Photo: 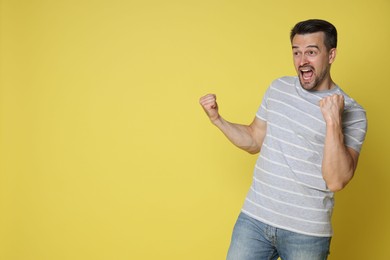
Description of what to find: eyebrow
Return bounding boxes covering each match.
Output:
[292,45,320,50]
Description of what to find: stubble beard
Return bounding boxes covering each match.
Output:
[299,67,330,92]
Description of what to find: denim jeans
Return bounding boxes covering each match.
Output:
[226,212,331,260]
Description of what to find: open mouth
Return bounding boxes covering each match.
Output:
[300,67,314,81]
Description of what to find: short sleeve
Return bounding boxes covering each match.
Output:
[256,86,272,121]
[342,105,368,153]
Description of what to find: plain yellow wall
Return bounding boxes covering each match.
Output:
[1,0,389,259]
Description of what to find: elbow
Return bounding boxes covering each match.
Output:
[327,182,346,192]
[246,140,262,154]
[246,146,261,155]
[326,176,353,192]
[323,165,356,192]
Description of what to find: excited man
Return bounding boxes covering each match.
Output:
[199,19,367,260]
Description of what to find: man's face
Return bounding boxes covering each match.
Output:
[292,32,336,91]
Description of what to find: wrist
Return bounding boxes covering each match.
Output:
[210,114,222,125]
[325,118,342,128]
[324,114,342,127]
[210,115,221,125]
[325,121,344,142]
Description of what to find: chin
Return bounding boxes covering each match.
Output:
[299,78,316,91]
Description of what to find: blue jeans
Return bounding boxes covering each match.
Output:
[227,212,331,260]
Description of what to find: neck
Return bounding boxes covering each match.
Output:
[316,70,335,91]
[323,76,336,91]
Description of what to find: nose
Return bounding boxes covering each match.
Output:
[299,54,309,66]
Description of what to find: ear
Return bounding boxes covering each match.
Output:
[329,48,337,64]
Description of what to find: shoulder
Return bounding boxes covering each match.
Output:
[270,76,297,87]
[337,88,366,113]
[266,76,298,96]
[267,76,298,94]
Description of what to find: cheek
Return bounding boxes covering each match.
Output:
[292,59,300,69]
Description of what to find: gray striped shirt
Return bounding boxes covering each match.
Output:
[241,76,367,237]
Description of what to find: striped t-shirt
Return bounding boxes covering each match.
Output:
[241,76,367,237]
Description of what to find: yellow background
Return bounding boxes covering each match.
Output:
[1,0,389,259]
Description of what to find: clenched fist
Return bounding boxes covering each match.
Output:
[199,94,220,122]
[319,94,344,125]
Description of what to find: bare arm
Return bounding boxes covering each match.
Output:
[320,94,359,192]
[199,94,266,154]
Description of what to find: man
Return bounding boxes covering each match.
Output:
[199,19,367,260]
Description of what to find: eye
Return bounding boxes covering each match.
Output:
[307,50,317,56]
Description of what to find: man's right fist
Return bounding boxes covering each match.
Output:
[199,94,220,122]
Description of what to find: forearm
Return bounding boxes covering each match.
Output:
[212,116,261,154]
[322,123,356,192]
